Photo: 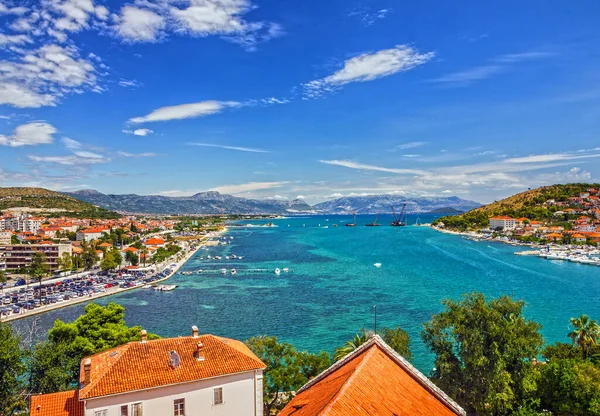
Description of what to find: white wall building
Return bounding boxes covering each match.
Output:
[489,216,517,230]
[30,327,265,416]
[1,214,42,233]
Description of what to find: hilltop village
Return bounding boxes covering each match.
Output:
[435,186,600,246]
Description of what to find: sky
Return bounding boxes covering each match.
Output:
[0,0,600,204]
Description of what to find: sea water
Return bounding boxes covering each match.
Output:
[13,215,600,372]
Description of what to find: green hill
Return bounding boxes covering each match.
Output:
[432,183,600,231]
[0,187,120,219]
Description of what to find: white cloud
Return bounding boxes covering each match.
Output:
[116,151,157,157]
[503,153,600,164]
[112,0,282,49]
[431,50,554,85]
[395,141,427,150]
[0,44,97,108]
[123,128,154,136]
[116,6,166,42]
[0,2,28,15]
[304,45,434,98]
[118,78,141,88]
[295,195,306,199]
[320,160,427,175]
[210,181,289,194]
[28,154,109,165]
[129,100,240,123]
[0,122,56,147]
[348,7,391,26]
[188,142,271,153]
[0,33,32,46]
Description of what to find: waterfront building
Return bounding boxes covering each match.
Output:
[30,327,265,416]
[279,335,466,416]
[0,244,72,271]
[489,216,517,230]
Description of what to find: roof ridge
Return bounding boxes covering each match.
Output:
[80,343,133,398]
[210,335,265,367]
[318,346,377,415]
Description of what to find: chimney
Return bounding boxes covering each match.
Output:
[83,358,91,385]
[141,329,147,343]
[191,325,199,338]
[194,342,205,361]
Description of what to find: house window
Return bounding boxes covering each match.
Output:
[131,403,143,416]
[94,411,107,416]
[214,387,223,405]
[121,405,128,416]
[174,398,185,416]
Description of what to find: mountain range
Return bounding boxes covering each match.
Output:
[66,190,481,215]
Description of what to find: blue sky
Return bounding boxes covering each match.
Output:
[1,0,599,203]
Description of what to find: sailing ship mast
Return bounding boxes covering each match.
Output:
[391,204,407,226]
[345,212,357,227]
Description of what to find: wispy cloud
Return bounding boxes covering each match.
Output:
[210,181,289,194]
[116,151,157,157]
[304,45,434,99]
[320,160,427,175]
[123,128,154,136]
[0,122,56,147]
[129,100,240,123]
[394,141,427,150]
[431,50,555,85]
[348,7,391,26]
[188,142,272,153]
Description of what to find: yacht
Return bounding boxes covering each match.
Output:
[274,268,281,275]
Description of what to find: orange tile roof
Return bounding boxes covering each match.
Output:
[30,390,83,416]
[79,334,265,399]
[97,242,112,247]
[490,216,514,220]
[145,237,165,245]
[280,336,465,416]
[122,247,139,253]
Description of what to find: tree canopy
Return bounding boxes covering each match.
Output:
[422,293,544,415]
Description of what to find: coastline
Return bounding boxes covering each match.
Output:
[428,224,544,248]
[2,228,227,323]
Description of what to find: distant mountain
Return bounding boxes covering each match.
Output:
[0,187,120,218]
[313,195,481,214]
[67,190,317,215]
[427,207,463,215]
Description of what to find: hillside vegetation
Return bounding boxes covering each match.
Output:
[433,183,600,231]
[0,187,120,219]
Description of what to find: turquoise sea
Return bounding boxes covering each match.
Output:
[14,215,600,372]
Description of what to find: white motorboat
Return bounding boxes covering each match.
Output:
[221,268,227,275]
[274,268,281,275]
[231,269,237,275]
[374,263,382,268]
[282,268,289,273]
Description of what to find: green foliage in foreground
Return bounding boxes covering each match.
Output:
[245,336,331,415]
[422,293,544,416]
[0,324,26,416]
[29,303,160,393]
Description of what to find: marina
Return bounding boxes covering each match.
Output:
[515,246,600,266]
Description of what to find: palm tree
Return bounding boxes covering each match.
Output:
[569,314,600,359]
[334,329,373,361]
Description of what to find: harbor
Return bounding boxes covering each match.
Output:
[515,246,600,266]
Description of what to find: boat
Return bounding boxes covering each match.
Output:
[365,214,382,227]
[374,263,382,267]
[154,285,177,291]
[274,268,281,275]
[231,269,237,275]
[282,268,289,273]
[221,268,227,275]
[345,212,357,227]
[391,204,407,227]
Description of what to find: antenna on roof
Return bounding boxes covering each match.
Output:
[373,305,377,335]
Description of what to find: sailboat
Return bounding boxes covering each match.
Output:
[345,212,357,227]
[391,204,407,227]
[365,213,382,227]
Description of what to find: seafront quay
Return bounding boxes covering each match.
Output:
[515,246,600,267]
[0,229,227,322]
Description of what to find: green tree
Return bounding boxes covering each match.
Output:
[0,270,7,295]
[421,293,544,416]
[81,244,99,269]
[56,252,72,272]
[125,251,139,266]
[569,314,600,360]
[543,342,582,360]
[539,359,600,415]
[0,323,27,416]
[245,336,331,415]
[334,327,412,361]
[29,303,160,393]
[100,253,118,272]
[29,252,49,298]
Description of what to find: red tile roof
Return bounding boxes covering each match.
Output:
[79,334,265,399]
[280,336,465,416]
[30,390,83,416]
[145,237,165,245]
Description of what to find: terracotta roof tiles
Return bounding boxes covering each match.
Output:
[79,334,265,399]
[30,390,83,416]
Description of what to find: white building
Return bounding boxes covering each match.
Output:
[0,231,11,245]
[76,228,107,242]
[489,216,517,230]
[30,327,265,416]
[1,214,42,233]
